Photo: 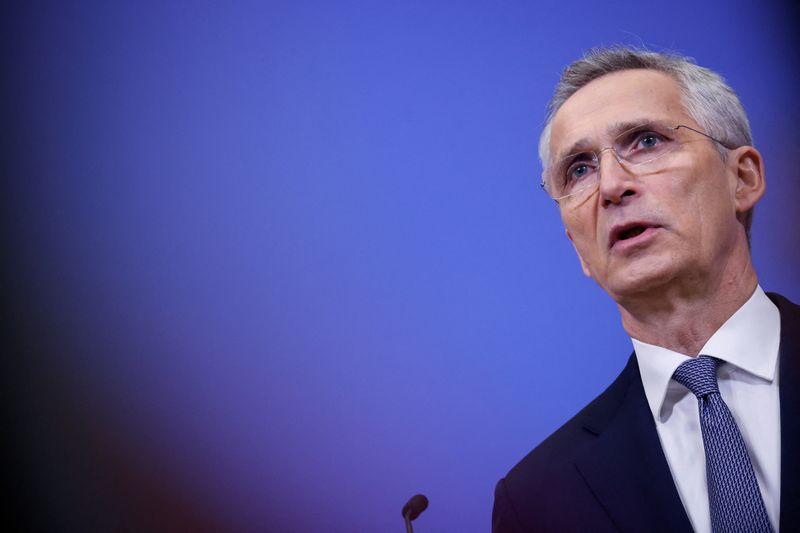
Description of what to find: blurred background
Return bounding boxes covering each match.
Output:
[3,1,799,531]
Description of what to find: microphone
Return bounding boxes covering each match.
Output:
[401,494,428,533]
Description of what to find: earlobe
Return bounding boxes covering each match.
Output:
[566,228,593,278]
[731,146,766,213]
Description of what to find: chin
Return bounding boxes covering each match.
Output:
[601,261,679,301]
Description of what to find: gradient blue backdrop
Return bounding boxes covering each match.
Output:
[5,1,799,531]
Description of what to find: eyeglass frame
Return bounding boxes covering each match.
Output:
[540,123,733,205]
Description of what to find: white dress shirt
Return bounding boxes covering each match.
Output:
[633,285,781,532]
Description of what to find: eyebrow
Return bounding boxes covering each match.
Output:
[553,118,670,163]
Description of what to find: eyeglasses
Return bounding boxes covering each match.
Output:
[541,122,731,205]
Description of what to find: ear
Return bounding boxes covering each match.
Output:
[566,228,593,278]
[728,146,766,214]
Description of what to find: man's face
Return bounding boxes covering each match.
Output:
[548,69,747,302]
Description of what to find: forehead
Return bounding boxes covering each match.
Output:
[549,69,693,158]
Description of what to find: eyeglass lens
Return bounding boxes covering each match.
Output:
[547,121,689,202]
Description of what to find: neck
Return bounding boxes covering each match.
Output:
[616,254,758,356]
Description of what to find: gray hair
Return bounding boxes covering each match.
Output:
[539,46,755,237]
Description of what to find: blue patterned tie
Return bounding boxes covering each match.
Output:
[672,356,772,533]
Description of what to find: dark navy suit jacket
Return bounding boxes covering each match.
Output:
[492,293,800,532]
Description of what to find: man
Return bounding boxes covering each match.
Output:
[492,47,799,532]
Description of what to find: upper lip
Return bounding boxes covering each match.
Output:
[608,221,661,248]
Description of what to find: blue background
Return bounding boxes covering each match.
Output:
[5,1,799,531]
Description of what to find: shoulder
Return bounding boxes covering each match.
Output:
[767,291,800,319]
[493,355,639,531]
[503,354,638,486]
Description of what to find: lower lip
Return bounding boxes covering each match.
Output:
[611,226,662,252]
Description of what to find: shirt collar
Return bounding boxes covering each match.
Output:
[633,285,781,422]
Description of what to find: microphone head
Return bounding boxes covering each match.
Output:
[402,494,429,521]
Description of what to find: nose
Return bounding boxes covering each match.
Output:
[597,147,637,206]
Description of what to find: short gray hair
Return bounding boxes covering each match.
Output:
[539,46,755,237]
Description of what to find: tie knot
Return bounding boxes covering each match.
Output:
[672,355,720,397]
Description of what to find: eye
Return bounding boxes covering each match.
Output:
[572,163,590,179]
[636,132,662,150]
[565,158,596,185]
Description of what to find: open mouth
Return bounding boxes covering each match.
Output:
[610,223,659,248]
[618,226,647,241]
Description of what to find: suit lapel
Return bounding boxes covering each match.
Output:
[573,355,693,533]
[567,293,797,532]
[771,293,800,531]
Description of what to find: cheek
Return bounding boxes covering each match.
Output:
[563,213,600,257]
[560,191,598,225]
[665,161,734,247]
